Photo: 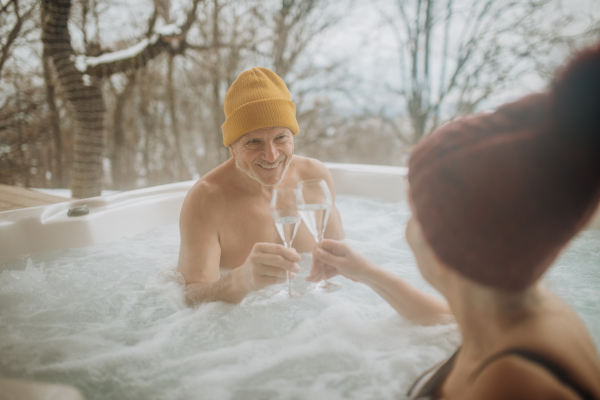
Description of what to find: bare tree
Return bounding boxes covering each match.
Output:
[41,46,65,187]
[0,0,37,79]
[41,0,202,197]
[515,1,600,81]
[187,0,261,171]
[0,69,50,188]
[250,0,355,155]
[381,0,556,144]
[268,0,345,80]
[108,72,137,189]
[4,0,593,192]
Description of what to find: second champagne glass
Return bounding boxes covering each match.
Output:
[270,188,302,298]
[296,179,340,292]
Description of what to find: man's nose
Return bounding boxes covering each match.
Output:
[263,142,279,162]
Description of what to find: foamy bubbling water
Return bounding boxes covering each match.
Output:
[0,196,598,400]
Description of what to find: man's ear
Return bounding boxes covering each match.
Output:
[229,146,234,158]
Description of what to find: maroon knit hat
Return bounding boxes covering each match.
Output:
[408,43,600,291]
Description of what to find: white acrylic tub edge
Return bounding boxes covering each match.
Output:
[0,163,407,265]
[0,162,598,266]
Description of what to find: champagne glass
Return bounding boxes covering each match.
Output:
[270,188,302,298]
[296,179,340,292]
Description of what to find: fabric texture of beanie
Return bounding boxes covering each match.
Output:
[222,67,299,147]
[408,43,600,291]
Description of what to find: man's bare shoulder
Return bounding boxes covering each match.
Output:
[292,155,331,180]
[181,162,234,221]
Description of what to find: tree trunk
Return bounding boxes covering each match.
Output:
[137,77,154,186]
[412,112,428,144]
[167,53,189,180]
[209,0,228,167]
[111,74,137,190]
[42,0,105,198]
[42,47,64,188]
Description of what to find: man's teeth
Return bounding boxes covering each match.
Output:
[259,161,281,169]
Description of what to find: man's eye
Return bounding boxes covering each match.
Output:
[276,135,286,140]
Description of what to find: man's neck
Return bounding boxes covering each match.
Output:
[228,158,279,198]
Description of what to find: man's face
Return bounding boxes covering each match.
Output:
[229,126,295,187]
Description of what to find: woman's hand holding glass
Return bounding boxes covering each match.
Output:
[297,178,342,291]
[307,239,377,284]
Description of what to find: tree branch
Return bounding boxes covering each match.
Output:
[81,0,204,78]
[0,0,36,77]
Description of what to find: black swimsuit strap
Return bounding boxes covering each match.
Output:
[471,348,595,400]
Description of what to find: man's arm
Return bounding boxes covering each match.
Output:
[177,183,301,305]
[177,183,245,304]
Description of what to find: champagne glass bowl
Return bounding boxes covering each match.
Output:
[296,179,340,292]
[270,188,302,297]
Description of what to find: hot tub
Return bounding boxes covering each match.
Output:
[1,163,599,400]
[0,164,408,265]
[1,163,598,263]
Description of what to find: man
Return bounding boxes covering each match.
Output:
[177,67,345,305]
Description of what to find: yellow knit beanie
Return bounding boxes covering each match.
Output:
[222,67,299,147]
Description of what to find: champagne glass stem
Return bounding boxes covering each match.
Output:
[285,242,292,296]
[316,236,327,284]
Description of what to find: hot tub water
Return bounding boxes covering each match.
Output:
[0,196,598,400]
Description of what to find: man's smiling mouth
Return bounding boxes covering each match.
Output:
[257,158,284,169]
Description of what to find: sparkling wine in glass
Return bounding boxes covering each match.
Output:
[270,188,302,297]
[296,179,340,292]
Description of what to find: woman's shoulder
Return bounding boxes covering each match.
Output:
[469,352,592,400]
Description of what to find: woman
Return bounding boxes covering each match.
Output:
[310,44,600,399]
